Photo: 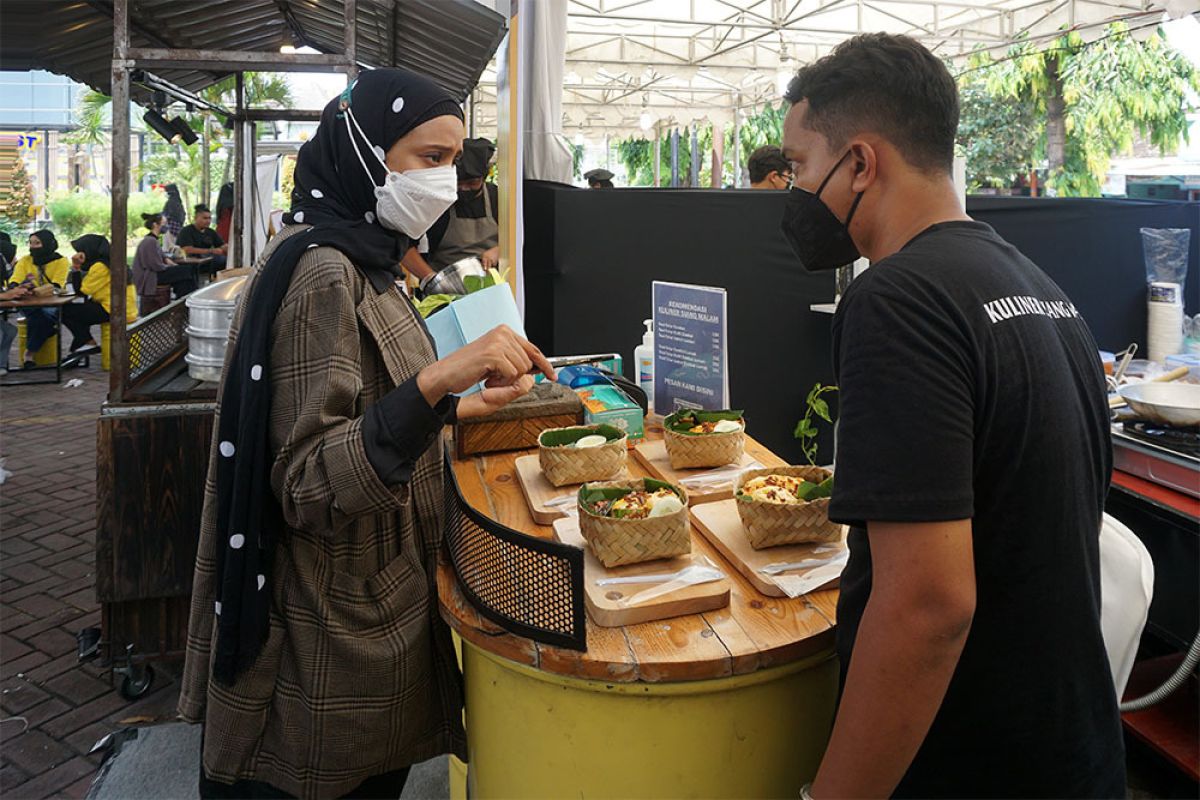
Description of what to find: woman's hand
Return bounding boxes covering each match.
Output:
[417,325,554,408]
[70,252,85,271]
[457,374,537,419]
[480,247,500,270]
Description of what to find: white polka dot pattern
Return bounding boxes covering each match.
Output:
[219,441,235,457]
[250,364,263,381]
[229,533,245,549]
[392,96,405,113]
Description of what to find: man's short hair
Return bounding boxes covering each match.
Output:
[747,146,790,184]
[194,204,211,214]
[783,33,958,173]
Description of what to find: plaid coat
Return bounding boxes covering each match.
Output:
[178,226,466,799]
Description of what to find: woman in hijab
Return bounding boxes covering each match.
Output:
[161,183,186,246]
[132,212,195,314]
[61,234,137,354]
[178,68,553,800]
[8,229,70,368]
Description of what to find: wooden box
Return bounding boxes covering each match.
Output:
[455,381,583,458]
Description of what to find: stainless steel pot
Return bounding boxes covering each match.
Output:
[1117,381,1200,427]
[184,275,248,382]
[421,256,486,296]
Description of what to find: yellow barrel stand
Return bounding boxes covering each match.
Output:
[455,641,837,799]
[16,319,58,366]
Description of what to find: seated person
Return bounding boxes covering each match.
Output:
[584,168,614,189]
[402,137,500,288]
[8,229,70,369]
[133,213,196,315]
[177,204,227,273]
[0,284,32,374]
[747,145,792,189]
[62,234,138,355]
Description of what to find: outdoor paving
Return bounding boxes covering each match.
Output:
[1,337,182,800]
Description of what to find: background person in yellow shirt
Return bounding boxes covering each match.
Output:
[62,234,136,355]
[7,229,70,369]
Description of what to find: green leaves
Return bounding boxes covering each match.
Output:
[578,477,683,516]
[664,409,745,434]
[794,383,838,466]
[960,24,1200,196]
[539,424,625,447]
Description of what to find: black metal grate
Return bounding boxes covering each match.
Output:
[443,458,587,651]
[127,300,189,381]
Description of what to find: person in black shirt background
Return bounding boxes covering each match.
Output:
[779,34,1123,798]
[178,204,227,273]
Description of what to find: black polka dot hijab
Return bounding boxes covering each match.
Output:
[210,68,463,686]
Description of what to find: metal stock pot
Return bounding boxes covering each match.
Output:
[184,275,248,382]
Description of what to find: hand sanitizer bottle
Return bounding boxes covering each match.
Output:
[634,319,654,411]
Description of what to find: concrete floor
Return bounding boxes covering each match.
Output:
[88,722,450,800]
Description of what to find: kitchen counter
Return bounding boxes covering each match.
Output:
[437,424,840,798]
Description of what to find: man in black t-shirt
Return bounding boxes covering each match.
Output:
[177,204,227,273]
[779,35,1124,798]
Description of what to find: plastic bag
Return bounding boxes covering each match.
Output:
[1141,228,1191,285]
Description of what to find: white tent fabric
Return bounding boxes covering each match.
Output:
[472,0,1188,140]
[521,0,574,183]
[253,155,280,264]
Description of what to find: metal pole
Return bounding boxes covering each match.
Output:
[201,115,210,209]
[344,0,359,82]
[653,124,661,187]
[670,129,679,188]
[468,89,476,139]
[732,93,742,188]
[231,73,244,268]
[110,0,130,401]
[689,126,699,188]
[248,121,258,262]
[711,121,723,188]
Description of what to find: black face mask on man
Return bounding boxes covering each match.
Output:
[780,150,864,272]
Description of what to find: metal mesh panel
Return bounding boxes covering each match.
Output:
[443,458,586,651]
[127,301,189,382]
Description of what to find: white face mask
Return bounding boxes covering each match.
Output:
[344,108,458,238]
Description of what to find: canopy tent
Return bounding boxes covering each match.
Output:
[471,0,1195,140]
[0,0,505,104]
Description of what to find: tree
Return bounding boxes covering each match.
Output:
[973,24,1200,195]
[64,90,112,189]
[956,75,1041,190]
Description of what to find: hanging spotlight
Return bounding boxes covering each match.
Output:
[170,116,199,145]
[144,108,182,143]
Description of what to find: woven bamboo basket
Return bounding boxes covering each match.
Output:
[578,479,691,567]
[734,465,842,549]
[663,425,745,469]
[538,426,628,487]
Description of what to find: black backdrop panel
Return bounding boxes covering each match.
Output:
[967,196,1200,352]
[524,187,1200,464]
[524,182,837,465]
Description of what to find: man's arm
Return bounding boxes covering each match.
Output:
[401,248,436,281]
[811,519,975,799]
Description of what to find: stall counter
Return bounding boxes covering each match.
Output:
[437,425,841,799]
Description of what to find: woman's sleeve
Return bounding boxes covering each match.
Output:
[80,264,107,300]
[267,276,450,535]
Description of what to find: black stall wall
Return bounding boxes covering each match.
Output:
[523,182,837,465]
[967,197,1200,351]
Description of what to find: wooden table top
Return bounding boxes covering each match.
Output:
[437,424,839,683]
[0,294,76,309]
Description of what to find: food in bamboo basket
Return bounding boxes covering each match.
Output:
[734,465,841,549]
[537,424,628,487]
[662,409,746,469]
[577,478,691,567]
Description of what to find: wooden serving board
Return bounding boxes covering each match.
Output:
[552,516,731,627]
[632,439,761,505]
[691,500,847,598]
[514,454,629,525]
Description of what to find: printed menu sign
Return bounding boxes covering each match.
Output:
[652,281,729,416]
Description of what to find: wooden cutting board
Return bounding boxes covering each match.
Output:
[690,500,847,598]
[514,453,630,525]
[552,516,731,627]
[632,439,762,505]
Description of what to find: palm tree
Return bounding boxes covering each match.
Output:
[64,90,112,191]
